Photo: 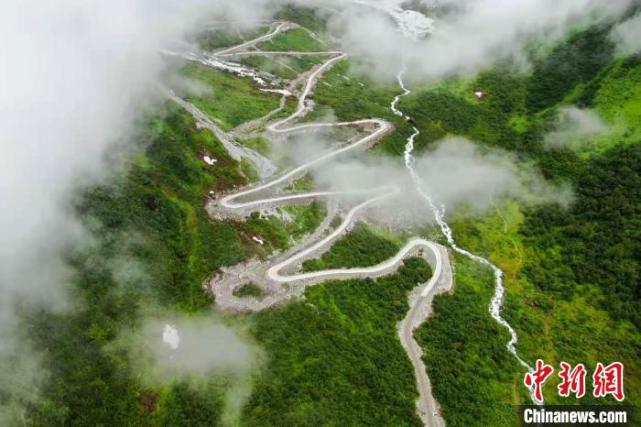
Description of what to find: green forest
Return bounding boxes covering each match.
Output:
[19,106,251,424]
[302,223,401,271]
[6,5,640,427]
[244,259,431,426]
[406,22,641,425]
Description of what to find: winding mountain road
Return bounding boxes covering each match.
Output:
[214,21,296,56]
[175,23,453,425]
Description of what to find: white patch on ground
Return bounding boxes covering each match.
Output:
[252,236,265,245]
[203,155,217,165]
[162,324,180,350]
[474,90,484,99]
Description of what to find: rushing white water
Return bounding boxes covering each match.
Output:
[352,0,435,40]
[393,67,536,392]
[162,49,270,86]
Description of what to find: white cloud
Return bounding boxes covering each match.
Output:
[610,12,641,55]
[544,107,609,150]
[329,0,631,80]
[0,0,273,418]
[308,137,569,228]
[0,0,618,418]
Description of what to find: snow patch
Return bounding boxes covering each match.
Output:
[203,155,217,165]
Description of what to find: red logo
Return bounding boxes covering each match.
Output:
[558,362,587,399]
[524,359,554,403]
[524,360,624,402]
[593,362,625,401]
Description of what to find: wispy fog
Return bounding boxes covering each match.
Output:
[126,314,256,382]
[610,12,641,55]
[116,312,258,423]
[329,0,631,80]
[544,107,609,150]
[0,0,272,419]
[308,137,570,228]
[0,0,631,420]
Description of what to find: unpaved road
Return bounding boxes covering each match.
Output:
[218,50,344,58]
[174,23,451,426]
[399,242,452,427]
[214,21,297,56]
[169,92,277,179]
[394,66,536,403]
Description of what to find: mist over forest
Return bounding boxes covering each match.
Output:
[1,0,640,425]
